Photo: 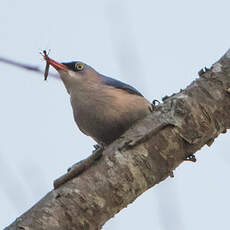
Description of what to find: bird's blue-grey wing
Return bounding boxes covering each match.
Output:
[101,75,143,97]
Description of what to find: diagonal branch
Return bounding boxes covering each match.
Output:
[4,49,230,230]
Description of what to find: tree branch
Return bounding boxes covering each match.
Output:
[4,49,230,230]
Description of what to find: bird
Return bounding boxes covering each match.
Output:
[42,54,155,188]
[44,56,153,146]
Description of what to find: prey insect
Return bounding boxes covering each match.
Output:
[41,50,50,80]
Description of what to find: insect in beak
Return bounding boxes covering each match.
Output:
[41,50,68,80]
[41,50,50,81]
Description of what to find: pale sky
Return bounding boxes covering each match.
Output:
[1,0,230,229]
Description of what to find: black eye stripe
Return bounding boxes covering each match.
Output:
[61,62,85,72]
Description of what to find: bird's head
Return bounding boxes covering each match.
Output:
[46,57,101,94]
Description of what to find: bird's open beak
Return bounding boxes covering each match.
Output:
[46,58,68,71]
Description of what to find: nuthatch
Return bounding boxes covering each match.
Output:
[43,55,154,188]
[45,57,153,146]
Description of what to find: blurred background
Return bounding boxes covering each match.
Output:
[0,0,230,229]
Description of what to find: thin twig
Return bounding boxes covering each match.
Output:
[0,56,59,79]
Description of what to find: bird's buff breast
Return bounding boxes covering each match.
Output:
[70,90,151,145]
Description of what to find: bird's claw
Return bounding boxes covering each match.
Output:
[152,99,160,106]
[93,143,104,153]
[150,99,160,112]
[184,154,196,162]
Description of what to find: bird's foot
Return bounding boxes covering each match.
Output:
[53,145,104,189]
[184,154,197,162]
[93,144,103,152]
[150,99,160,112]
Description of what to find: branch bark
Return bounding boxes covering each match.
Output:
[4,50,230,230]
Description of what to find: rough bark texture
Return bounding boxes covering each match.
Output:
[5,50,230,230]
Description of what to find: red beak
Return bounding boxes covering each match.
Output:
[45,57,68,71]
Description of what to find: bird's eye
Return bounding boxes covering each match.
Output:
[75,63,85,71]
